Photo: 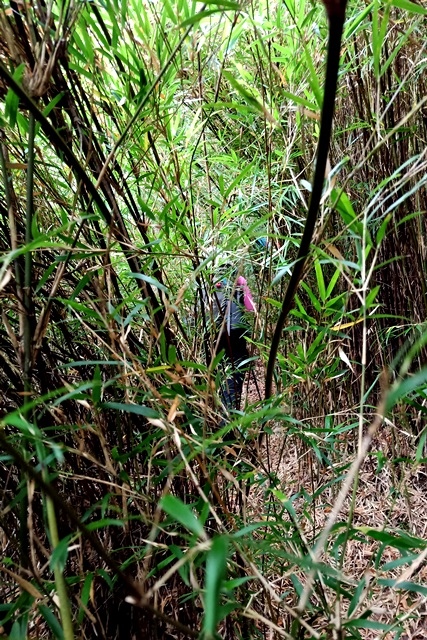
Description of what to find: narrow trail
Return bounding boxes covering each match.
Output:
[242,357,266,406]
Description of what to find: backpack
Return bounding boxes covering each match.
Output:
[212,279,246,335]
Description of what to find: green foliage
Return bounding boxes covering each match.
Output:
[202,535,229,639]
[160,495,207,539]
[1,0,427,638]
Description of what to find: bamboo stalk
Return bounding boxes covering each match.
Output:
[264,0,348,402]
[45,493,75,640]
[24,112,35,393]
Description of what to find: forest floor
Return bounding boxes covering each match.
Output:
[242,358,427,639]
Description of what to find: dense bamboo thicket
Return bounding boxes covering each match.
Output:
[1,0,427,638]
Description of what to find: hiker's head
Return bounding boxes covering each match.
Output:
[213,258,238,284]
[216,277,233,289]
[220,263,237,278]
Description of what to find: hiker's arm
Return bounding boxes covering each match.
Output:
[236,276,255,312]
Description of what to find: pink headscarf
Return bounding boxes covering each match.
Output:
[236,276,255,312]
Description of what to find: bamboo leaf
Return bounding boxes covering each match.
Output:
[129,272,169,293]
[381,580,427,596]
[38,606,65,640]
[50,536,71,573]
[85,519,125,530]
[5,63,25,129]
[101,402,159,418]
[160,495,206,539]
[222,71,264,114]
[314,260,326,302]
[202,535,228,639]
[325,267,341,298]
[386,366,427,412]
[344,619,392,631]
[391,0,427,14]
[179,9,220,27]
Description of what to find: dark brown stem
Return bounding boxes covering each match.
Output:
[264,0,348,404]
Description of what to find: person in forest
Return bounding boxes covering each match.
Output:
[208,270,255,411]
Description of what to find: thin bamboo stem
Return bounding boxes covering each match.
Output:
[24,112,35,393]
[264,0,348,401]
[45,493,75,640]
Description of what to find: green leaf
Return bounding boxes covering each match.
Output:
[9,619,29,640]
[129,272,169,293]
[50,536,71,573]
[304,45,322,108]
[56,298,101,319]
[347,575,369,617]
[265,297,283,308]
[386,366,427,412]
[325,266,341,298]
[85,518,125,531]
[344,619,392,631]
[344,3,374,39]
[179,9,221,27]
[391,0,427,13]
[42,92,65,118]
[101,402,159,418]
[232,522,270,538]
[359,527,426,550]
[290,573,305,599]
[1,410,30,431]
[222,576,253,590]
[416,428,427,462]
[70,273,93,300]
[222,71,264,114]
[34,262,57,294]
[78,573,95,624]
[5,63,25,129]
[52,382,97,405]
[92,365,102,405]
[382,554,418,572]
[379,579,427,596]
[160,494,205,538]
[224,161,256,198]
[202,0,240,6]
[335,191,364,238]
[314,260,326,302]
[61,360,119,367]
[179,1,239,26]
[364,285,380,310]
[300,281,321,313]
[281,89,317,110]
[375,214,391,245]
[202,535,228,638]
[38,606,65,640]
